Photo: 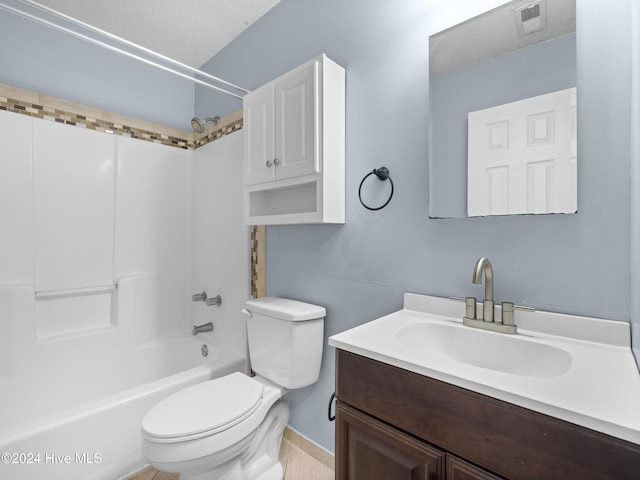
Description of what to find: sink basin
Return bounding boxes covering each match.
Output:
[395,322,572,377]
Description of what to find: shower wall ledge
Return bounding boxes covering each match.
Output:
[0,82,242,150]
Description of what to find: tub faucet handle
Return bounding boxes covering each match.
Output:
[206,295,221,307]
[192,291,207,302]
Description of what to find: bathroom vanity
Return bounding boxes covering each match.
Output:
[330,294,640,480]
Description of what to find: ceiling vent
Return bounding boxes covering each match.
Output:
[515,0,547,37]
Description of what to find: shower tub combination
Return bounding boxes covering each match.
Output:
[0,329,244,480]
[0,282,246,480]
[0,110,250,479]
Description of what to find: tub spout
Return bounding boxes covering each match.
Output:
[192,322,213,335]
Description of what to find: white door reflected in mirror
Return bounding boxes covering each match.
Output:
[428,0,577,218]
[467,87,577,217]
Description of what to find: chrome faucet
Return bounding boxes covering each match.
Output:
[472,257,494,322]
[192,322,214,335]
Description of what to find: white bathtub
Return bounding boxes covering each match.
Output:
[0,335,246,480]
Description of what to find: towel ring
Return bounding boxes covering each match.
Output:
[358,167,394,211]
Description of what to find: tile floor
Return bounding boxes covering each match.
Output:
[127,431,334,480]
[126,467,177,480]
[279,435,335,480]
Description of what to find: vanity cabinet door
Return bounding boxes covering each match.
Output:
[446,455,503,480]
[336,401,445,480]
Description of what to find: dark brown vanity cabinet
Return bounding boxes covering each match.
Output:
[337,401,445,479]
[337,401,498,480]
[335,350,640,480]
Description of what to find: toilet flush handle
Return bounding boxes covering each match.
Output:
[241,309,252,318]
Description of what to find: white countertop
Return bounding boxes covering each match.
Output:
[329,293,640,445]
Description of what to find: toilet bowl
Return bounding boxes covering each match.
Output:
[142,373,288,480]
[141,297,326,480]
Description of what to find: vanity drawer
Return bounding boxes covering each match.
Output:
[336,349,640,480]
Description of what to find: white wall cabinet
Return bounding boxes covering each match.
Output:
[243,54,345,225]
[244,60,316,185]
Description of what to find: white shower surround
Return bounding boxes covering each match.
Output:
[0,110,249,478]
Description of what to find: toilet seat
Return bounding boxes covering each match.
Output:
[142,372,264,442]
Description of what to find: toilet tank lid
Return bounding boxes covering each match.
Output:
[245,297,326,321]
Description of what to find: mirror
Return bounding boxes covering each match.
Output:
[428,0,577,218]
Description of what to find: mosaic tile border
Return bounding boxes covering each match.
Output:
[251,225,266,299]
[194,118,244,148]
[0,83,242,150]
[0,95,194,149]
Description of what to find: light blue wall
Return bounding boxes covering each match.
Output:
[199,0,635,452]
[430,33,577,218]
[0,3,194,130]
[0,0,636,454]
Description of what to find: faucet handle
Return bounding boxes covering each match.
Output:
[464,297,477,320]
[192,291,207,302]
[501,302,535,326]
[206,294,221,307]
[501,302,515,326]
[514,304,535,312]
[450,296,478,320]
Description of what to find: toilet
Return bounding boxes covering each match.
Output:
[141,297,326,480]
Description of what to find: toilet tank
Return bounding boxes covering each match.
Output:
[244,297,325,389]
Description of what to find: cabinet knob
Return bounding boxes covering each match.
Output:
[273,158,280,166]
[265,160,273,167]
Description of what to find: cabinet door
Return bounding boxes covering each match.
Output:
[336,402,445,480]
[274,59,318,180]
[243,82,275,185]
[446,455,503,480]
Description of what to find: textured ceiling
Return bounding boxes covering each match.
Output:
[430,0,576,76]
[35,0,280,68]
